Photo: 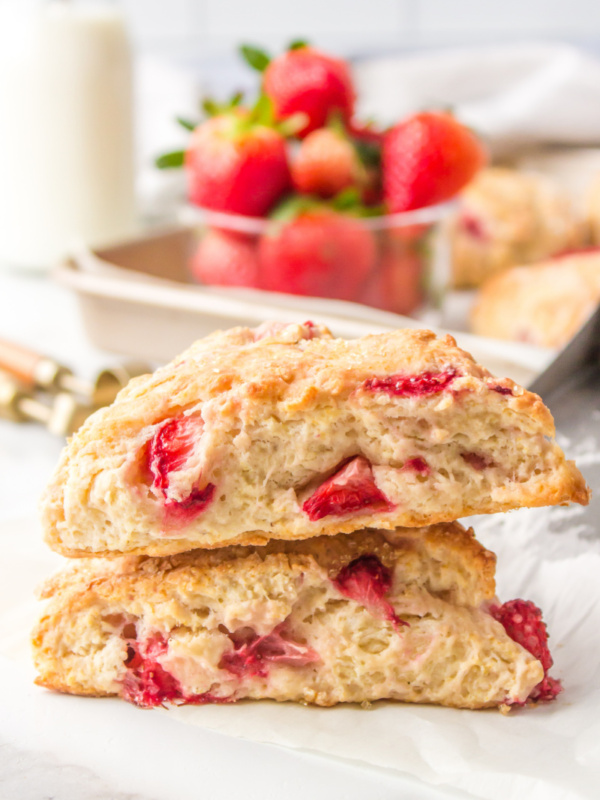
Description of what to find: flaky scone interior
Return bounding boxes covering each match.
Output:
[41,323,588,558]
[33,523,559,710]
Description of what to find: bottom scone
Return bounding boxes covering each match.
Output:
[32,523,560,710]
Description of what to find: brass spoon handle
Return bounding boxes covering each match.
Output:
[0,338,69,391]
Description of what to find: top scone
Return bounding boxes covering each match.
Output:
[42,322,589,558]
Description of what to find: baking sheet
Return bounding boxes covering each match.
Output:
[1,365,599,800]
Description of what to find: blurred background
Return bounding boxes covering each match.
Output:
[2,0,600,440]
[119,0,600,61]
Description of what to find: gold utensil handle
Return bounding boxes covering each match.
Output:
[0,338,68,391]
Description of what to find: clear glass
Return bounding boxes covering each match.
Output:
[182,202,454,322]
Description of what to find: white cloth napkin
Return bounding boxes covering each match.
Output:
[355,43,600,155]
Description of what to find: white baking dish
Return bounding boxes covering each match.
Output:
[55,225,555,385]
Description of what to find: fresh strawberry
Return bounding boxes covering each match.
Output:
[259,200,376,300]
[332,554,406,630]
[262,45,355,138]
[186,111,291,216]
[190,228,260,288]
[363,245,424,316]
[292,127,367,199]
[302,456,391,521]
[383,111,486,212]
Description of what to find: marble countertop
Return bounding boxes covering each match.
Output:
[0,270,460,800]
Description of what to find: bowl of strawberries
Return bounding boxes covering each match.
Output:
[159,42,486,318]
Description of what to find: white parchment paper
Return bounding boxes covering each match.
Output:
[1,469,599,800]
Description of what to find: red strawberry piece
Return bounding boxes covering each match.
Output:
[490,599,562,703]
[123,634,182,708]
[264,46,355,138]
[291,127,368,199]
[186,112,291,216]
[259,209,376,301]
[491,384,513,396]
[302,456,391,521]
[148,415,215,518]
[220,624,320,679]
[363,369,458,397]
[190,228,260,288]
[332,554,407,630]
[459,210,489,241]
[122,633,232,708]
[383,111,486,212]
[461,451,494,470]
[403,457,430,474]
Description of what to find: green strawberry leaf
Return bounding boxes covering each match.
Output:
[176,116,197,132]
[240,44,271,72]
[332,187,362,211]
[155,150,185,169]
[354,138,381,168]
[288,39,309,50]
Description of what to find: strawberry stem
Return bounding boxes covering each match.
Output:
[288,39,309,50]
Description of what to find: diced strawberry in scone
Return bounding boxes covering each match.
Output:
[332,554,407,630]
[122,633,230,708]
[491,599,562,703]
[164,485,215,521]
[460,211,489,241]
[149,416,200,492]
[461,452,494,470]
[220,625,320,678]
[302,456,392,521]
[363,370,458,397]
[490,384,514,396]
[403,457,430,474]
[147,415,215,518]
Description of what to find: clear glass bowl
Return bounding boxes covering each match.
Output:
[182,201,454,322]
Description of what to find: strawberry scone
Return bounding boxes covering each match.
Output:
[41,322,588,558]
[471,249,600,348]
[33,523,559,710]
[450,167,581,289]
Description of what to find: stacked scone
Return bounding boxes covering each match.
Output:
[33,323,589,710]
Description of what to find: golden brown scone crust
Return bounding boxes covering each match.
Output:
[33,522,545,709]
[471,250,600,348]
[451,167,582,288]
[41,323,588,558]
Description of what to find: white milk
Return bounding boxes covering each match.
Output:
[0,1,136,270]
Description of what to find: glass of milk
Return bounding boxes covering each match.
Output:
[0,0,137,271]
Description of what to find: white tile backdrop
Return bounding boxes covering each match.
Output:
[119,0,600,61]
